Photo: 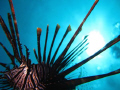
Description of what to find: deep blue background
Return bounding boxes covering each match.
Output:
[0,0,120,90]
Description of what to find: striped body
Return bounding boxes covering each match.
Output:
[5,64,46,89]
[1,0,120,90]
[5,63,70,90]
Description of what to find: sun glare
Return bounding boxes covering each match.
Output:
[86,30,105,56]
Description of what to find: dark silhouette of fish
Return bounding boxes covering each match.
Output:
[0,0,120,90]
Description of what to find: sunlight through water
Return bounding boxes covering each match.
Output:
[86,30,105,56]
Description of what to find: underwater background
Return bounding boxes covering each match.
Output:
[0,0,120,90]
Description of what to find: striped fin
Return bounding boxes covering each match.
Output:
[33,49,38,60]
[24,45,31,67]
[0,62,10,71]
[0,16,13,47]
[43,25,49,64]
[0,42,15,66]
[0,15,21,65]
[47,24,60,65]
[62,68,120,88]
[64,35,88,59]
[8,13,21,62]
[59,35,120,77]
[37,28,42,63]
[51,0,99,76]
[50,25,71,66]
[8,0,24,61]
[56,38,88,73]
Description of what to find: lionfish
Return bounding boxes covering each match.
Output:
[0,0,120,90]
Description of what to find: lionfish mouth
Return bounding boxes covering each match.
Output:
[0,0,120,90]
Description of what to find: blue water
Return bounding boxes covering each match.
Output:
[0,0,120,90]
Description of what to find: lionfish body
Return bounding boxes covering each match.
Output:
[0,0,120,90]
